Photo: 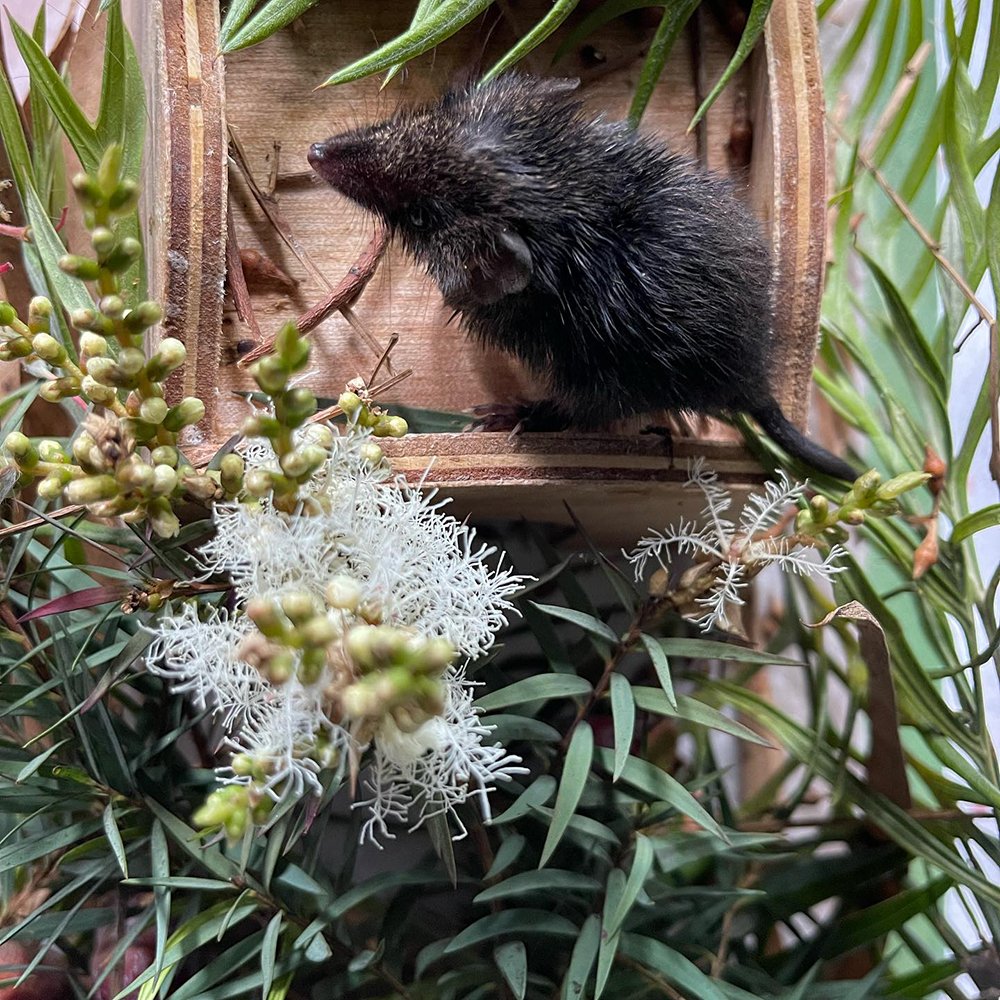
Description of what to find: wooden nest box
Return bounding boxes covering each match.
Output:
[124,0,827,546]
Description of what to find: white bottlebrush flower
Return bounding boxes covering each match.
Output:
[627,459,845,632]
[356,668,527,847]
[146,422,528,843]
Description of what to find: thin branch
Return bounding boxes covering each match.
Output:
[225,203,262,345]
[227,125,332,293]
[0,503,85,541]
[238,226,389,367]
[861,41,932,160]
[309,368,413,424]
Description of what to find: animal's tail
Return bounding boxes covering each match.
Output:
[750,399,857,482]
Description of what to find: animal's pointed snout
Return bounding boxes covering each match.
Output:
[307,141,329,166]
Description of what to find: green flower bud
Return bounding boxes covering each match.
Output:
[341,683,378,719]
[420,637,456,673]
[182,473,220,502]
[325,575,361,612]
[299,614,338,648]
[101,237,142,273]
[876,471,931,501]
[37,475,66,501]
[4,432,37,467]
[373,415,408,438]
[251,356,288,395]
[808,494,829,521]
[90,227,116,257]
[72,433,98,467]
[852,468,881,501]
[123,418,158,442]
[242,414,282,439]
[247,597,287,639]
[81,376,118,406]
[145,337,186,380]
[338,391,362,417]
[65,474,118,504]
[358,442,383,465]
[230,754,259,778]
[58,254,101,281]
[162,397,205,432]
[0,302,16,325]
[85,356,119,386]
[261,649,294,685]
[302,424,334,450]
[297,646,327,685]
[31,333,66,365]
[117,348,146,378]
[845,509,866,526]
[99,295,125,318]
[79,332,109,358]
[274,322,309,370]
[37,440,67,463]
[71,171,104,206]
[27,296,52,331]
[3,336,33,359]
[281,387,316,426]
[122,301,163,332]
[116,458,154,492]
[150,464,179,496]
[108,179,139,214]
[151,445,179,468]
[244,469,274,497]
[39,377,82,403]
[147,496,180,538]
[70,308,111,335]
[139,397,169,424]
[97,145,123,194]
[220,453,244,495]
[280,591,319,625]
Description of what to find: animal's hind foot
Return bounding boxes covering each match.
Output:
[468,399,571,434]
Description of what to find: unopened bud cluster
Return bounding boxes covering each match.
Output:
[0,146,231,535]
[242,325,408,511]
[795,468,930,542]
[235,575,455,744]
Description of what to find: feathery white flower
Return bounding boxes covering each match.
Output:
[627,459,845,632]
[146,422,527,843]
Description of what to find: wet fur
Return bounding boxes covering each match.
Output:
[308,74,855,480]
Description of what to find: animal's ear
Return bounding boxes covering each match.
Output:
[533,77,580,100]
[441,231,533,307]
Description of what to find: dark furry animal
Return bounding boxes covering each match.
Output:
[308,74,856,481]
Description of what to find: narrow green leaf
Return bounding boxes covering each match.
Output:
[475,869,600,903]
[942,59,984,268]
[609,673,635,782]
[0,52,35,196]
[640,633,676,708]
[473,674,591,712]
[0,818,102,873]
[123,876,236,891]
[484,834,525,878]
[952,505,1000,544]
[444,910,578,954]
[219,0,261,47]
[595,748,726,841]
[150,819,170,988]
[530,602,618,644]
[493,941,527,1000]
[606,834,654,935]
[326,870,451,920]
[560,912,600,999]
[480,714,562,743]
[540,722,594,867]
[491,775,557,825]
[14,738,71,783]
[8,17,101,172]
[595,868,625,999]
[655,636,804,666]
[621,933,729,1000]
[320,0,494,86]
[689,0,772,129]
[222,0,322,53]
[383,0,445,86]
[102,802,129,879]
[628,0,700,125]
[631,688,772,746]
[260,911,283,1000]
[483,0,581,81]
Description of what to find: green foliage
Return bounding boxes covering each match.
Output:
[0,2,996,998]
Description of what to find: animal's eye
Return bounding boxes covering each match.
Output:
[409,206,428,228]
